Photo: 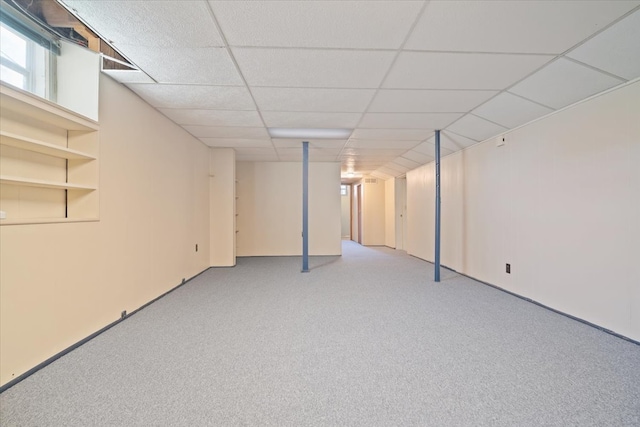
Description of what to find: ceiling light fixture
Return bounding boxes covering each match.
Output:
[268,128,353,139]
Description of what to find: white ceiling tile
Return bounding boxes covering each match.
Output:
[350,129,432,141]
[272,139,346,149]
[406,1,639,54]
[262,112,361,129]
[233,48,396,88]
[62,0,224,47]
[413,142,455,157]
[276,148,340,161]
[127,84,255,110]
[384,52,553,90]
[341,148,408,157]
[199,138,272,148]
[370,171,393,180]
[377,167,403,177]
[159,109,263,127]
[252,88,375,113]
[509,58,625,109]
[473,92,554,129]
[235,147,278,162]
[402,150,433,164]
[369,90,498,113]
[567,10,640,80]
[446,115,508,142]
[427,132,478,150]
[359,113,462,129]
[117,46,242,85]
[345,140,421,150]
[183,126,269,139]
[210,0,422,49]
[385,162,410,173]
[392,157,422,169]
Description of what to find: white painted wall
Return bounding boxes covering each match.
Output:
[0,75,211,385]
[384,178,396,248]
[395,178,407,251]
[56,41,100,121]
[362,177,386,246]
[236,162,341,256]
[341,185,350,238]
[406,81,640,341]
[209,149,236,267]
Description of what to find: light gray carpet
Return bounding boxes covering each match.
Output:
[1,241,639,426]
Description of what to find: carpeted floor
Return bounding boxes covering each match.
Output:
[1,241,639,426]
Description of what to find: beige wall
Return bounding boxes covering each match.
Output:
[236,161,341,256]
[0,75,211,386]
[209,148,236,267]
[362,177,385,246]
[340,185,350,238]
[406,81,640,341]
[384,178,395,248]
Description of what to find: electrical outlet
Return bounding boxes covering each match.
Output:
[121,310,127,319]
[506,263,511,274]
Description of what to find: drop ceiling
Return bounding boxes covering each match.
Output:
[59,0,640,180]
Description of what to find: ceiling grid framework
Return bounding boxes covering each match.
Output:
[60,0,640,180]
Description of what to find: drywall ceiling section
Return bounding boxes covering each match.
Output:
[62,0,640,175]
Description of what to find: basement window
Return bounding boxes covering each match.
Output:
[0,4,57,100]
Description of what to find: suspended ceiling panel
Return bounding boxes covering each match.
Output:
[406,0,639,54]
[510,58,625,109]
[252,88,375,113]
[116,46,243,85]
[62,0,640,176]
[383,52,554,90]
[232,48,396,88]
[199,138,272,148]
[209,0,423,49]
[62,0,225,47]
[261,112,362,129]
[567,9,640,80]
[369,90,498,113]
[127,84,255,110]
[472,92,555,129]
[446,115,509,142]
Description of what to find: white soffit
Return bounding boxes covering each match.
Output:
[446,115,509,142]
[567,9,640,81]
[359,113,462,130]
[435,132,479,149]
[200,138,272,148]
[261,112,362,129]
[510,58,625,110]
[62,0,224,47]
[345,140,421,150]
[377,167,403,177]
[101,69,154,84]
[402,150,433,164]
[210,0,423,49]
[272,139,346,149]
[406,1,639,54]
[158,109,262,127]
[369,89,498,113]
[232,48,396,88]
[350,129,432,141]
[127,84,255,110]
[183,126,269,139]
[385,162,410,173]
[116,46,242,86]
[384,52,553,90]
[473,92,554,129]
[251,88,375,113]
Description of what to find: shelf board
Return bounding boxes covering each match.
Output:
[0,83,99,131]
[0,131,95,160]
[0,175,96,191]
[0,217,99,226]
